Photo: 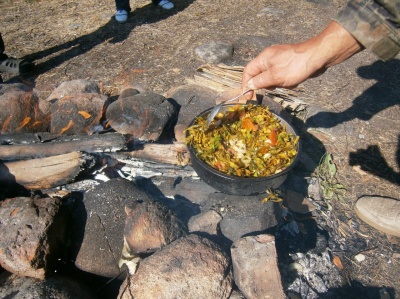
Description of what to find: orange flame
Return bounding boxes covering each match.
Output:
[78,111,91,119]
[16,117,31,130]
[1,115,12,133]
[59,120,74,135]
[33,101,40,120]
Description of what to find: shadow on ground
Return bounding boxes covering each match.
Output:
[306,59,400,185]
[8,1,195,85]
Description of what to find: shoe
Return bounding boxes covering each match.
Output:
[158,0,174,10]
[115,10,128,23]
[0,55,34,74]
[355,196,400,237]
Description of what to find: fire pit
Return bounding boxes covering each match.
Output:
[186,104,301,195]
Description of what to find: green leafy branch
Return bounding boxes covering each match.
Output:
[314,153,346,209]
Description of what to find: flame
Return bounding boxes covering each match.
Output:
[59,119,74,135]
[78,111,91,119]
[1,115,12,133]
[16,117,31,130]
[33,101,40,120]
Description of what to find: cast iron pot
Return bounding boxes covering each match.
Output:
[187,104,301,196]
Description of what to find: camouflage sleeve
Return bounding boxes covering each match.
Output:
[334,0,400,61]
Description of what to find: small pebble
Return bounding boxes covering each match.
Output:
[354,253,366,262]
[288,262,303,272]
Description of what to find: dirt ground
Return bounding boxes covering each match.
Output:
[1,0,399,297]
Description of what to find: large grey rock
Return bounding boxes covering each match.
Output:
[106,91,176,141]
[40,79,108,129]
[0,82,33,96]
[73,178,186,277]
[0,84,49,133]
[46,79,101,102]
[120,200,188,274]
[138,176,281,244]
[0,197,68,279]
[172,177,218,202]
[118,234,233,299]
[0,272,97,299]
[73,178,155,278]
[50,92,108,135]
[204,193,281,243]
[165,84,217,142]
[188,209,222,235]
[195,41,234,64]
[231,36,279,65]
[123,201,187,255]
[231,234,285,299]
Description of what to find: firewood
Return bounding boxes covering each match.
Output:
[0,152,94,190]
[0,133,126,161]
[108,143,196,179]
[114,143,190,166]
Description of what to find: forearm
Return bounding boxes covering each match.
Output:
[241,21,364,92]
[309,20,364,68]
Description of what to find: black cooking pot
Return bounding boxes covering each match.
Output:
[187,104,301,195]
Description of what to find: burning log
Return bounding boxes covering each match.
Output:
[112,143,190,166]
[0,151,94,190]
[106,143,196,179]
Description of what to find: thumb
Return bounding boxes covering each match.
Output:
[247,73,274,90]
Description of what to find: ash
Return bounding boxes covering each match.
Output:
[275,203,344,299]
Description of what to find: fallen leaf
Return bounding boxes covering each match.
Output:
[333,255,344,270]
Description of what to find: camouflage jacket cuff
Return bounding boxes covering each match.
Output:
[334,0,400,61]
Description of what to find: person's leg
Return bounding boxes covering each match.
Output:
[0,33,7,62]
[115,0,131,12]
[0,33,5,54]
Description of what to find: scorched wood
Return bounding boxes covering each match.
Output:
[110,143,190,166]
[108,143,196,179]
[0,133,126,161]
[0,151,93,190]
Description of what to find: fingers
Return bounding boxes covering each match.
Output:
[241,43,312,97]
[241,54,269,100]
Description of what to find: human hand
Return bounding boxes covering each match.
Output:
[241,21,363,100]
[241,43,323,98]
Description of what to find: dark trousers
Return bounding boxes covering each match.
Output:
[0,33,4,54]
[115,0,161,11]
